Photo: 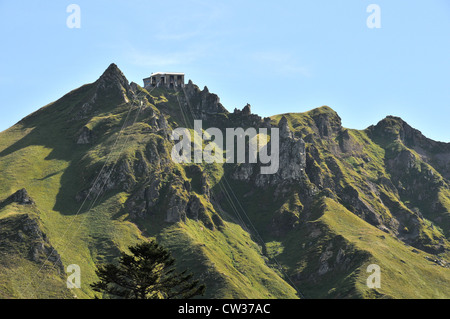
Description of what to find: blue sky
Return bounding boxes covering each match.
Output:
[0,0,449,141]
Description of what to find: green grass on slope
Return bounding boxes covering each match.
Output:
[157,219,299,299]
[320,197,450,298]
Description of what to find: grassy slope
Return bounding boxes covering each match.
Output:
[321,198,450,298]
[157,220,298,298]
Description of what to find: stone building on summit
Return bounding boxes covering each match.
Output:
[143,72,185,89]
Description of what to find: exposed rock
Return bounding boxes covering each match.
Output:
[129,81,139,94]
[157,114,170,138]
[22,217,64,273]
[370,116,450,179]
[200,174,211,197]
[310,107,342,138]
[340,185,382,227]
[127,178,161,219]
[425,255,449,268]
[184,81,227,115]
[231,115,306,189]
[336,248,346,264]
[0,214,64,274]
[276,133,306,181]
[338,129,363,154]
[96,63,131,95]
[279,116,292,139]
[71,63,132,121]
[76,126,93,144]
[166,191,188,223]
[77,93,98,120]
[10,188,35,205]
[186,195,202,220]
[232,164,254,181]
[318,243,334,275]
[242,104,251,115]
[76,159,134,202]
[186,195,215,229]
[254,117,306,187]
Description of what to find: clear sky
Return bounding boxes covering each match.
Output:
[0,0,449,141]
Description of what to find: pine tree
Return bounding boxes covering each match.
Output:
[90,240,205,299]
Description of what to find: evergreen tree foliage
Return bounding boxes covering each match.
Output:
[91,240,205,299]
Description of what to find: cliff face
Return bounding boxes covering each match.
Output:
[0,63,449,299]
[0,190,71,298]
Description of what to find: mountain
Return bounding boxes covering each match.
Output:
[0,63,449,299]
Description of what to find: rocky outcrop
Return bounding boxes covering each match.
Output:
[157,114,171,138]
[187,195,215,230]
[73,92,98,121]
[76,126,93,144]
[338,129,363,154]
[8,188,35,205]
[166,189,188,223]
[126,178,161,219]
[183,81,228,116]
[339,184,383,227]
[76,138,172,203]
[271,116,306,182]
[306,107,343,138]
[232,116,306,189]
[0,214,64,274]
[96,63,131,97]
[370,116,450,180]
[231,104,265,128]
[76,158,135,202]
[0,191,66,277]
[72,63,132,121]
[22,216,64,272]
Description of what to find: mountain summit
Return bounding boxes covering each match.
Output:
[0,64,449,299]
[96,63,131,94]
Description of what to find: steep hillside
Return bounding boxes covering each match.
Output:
[0,64,297,299]
[0,63,448,298]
